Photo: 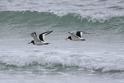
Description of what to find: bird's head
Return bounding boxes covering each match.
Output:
[31,32,37,37]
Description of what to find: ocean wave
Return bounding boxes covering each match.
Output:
[0,61,124,73]
[0,50,124,73]
[1,11,124,24]
[0,11,124,23]
[1,0,124,19]
[0,11,124,34]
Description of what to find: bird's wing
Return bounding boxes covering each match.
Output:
[76,31,83,38]
[42,31,53,36]
[39,31,53,41]
[68,32,80,39]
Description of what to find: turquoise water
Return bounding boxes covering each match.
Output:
[0,11,124,40]
[0,0,124,83]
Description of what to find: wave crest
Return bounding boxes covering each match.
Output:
[0,50,124,73]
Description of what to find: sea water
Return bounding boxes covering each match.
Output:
[0,0,124,83]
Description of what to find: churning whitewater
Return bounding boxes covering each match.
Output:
[0,0,124,83]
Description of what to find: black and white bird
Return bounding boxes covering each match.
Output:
[29,31,53,45]
[66,31,85,41]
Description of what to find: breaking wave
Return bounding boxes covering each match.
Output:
[0,11,124,34]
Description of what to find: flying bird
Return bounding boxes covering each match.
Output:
[66,31,85,41]
[29,31,53,45]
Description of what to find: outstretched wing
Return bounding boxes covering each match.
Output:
[68,32,85,41]
[68,32,81,40]
[39,31,53,41]
[76,31,83,38]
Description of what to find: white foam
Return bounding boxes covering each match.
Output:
[0,0,124,19]
[0,38,124,72]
